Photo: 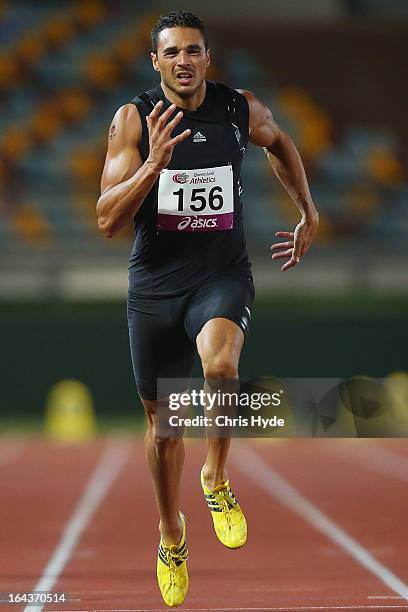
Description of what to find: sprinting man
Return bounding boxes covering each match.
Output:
[97,11,319,607]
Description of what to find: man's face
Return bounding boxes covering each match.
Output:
[151,27,210,99]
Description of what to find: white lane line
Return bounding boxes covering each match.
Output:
[368,595,404,599]
[233,444,408,602]
[328,443,408,483]
[0,439,26,466]
[24,440,132,612]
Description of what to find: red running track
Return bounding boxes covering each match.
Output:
[1,436,408,612]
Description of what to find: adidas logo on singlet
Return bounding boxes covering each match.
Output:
[193,131,206,143]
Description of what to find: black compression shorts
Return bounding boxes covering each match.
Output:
[127,274,255,401]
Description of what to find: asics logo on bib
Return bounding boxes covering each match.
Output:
[172,173,189,184]
[177,217,191,230]
[177,217,217,230]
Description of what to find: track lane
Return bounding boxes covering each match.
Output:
[0,438,107,598]
[246,439,408,604]
[25,439,132,612]
[40,438,408,610]
[0,437,27,467]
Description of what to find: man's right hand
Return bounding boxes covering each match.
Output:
[146,100,191,172]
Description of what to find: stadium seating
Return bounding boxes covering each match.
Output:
[0,1,407,258]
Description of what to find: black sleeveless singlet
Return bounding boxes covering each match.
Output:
[128,81,252,297]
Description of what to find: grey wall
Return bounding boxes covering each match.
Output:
[1,297,407,419]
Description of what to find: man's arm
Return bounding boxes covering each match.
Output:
[97,100,190,238]
[238,89,319,271]
[97,103,156,238]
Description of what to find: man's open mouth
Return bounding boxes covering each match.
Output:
[176,72,193,85]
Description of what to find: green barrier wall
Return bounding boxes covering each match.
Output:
[1,296,407,419]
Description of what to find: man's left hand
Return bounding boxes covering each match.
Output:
[271,215,319,272]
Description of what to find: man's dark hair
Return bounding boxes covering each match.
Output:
[151,11,208,54]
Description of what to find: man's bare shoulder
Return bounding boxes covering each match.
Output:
[236,89,262,105]
[234,90,269,131]
[107,103,142,148]
[235,89,254,100]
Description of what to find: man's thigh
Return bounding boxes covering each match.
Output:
[184,274,255,370]
[127,292,196,401]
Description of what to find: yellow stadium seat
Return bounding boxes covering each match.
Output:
[74,0,106,27]
[73,192,100,229]
[32,104,62,143]
[84,55,122,89]
[57,90,92,122]
[13,204,52,244]
[367,147,404,186]
[16,33,45,64]
[1,127,32,161]
[115,37,145,64]
[70,148,103,183]
[112,13,158,68]
[0,52,21,87]
[302,115,331,159]
[44,15,76,48]
[347,185,380,216]
[278,87,332,160]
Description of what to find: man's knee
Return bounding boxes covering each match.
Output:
[142,398,187,441]
[146,422,184,451]
[203,356,238,380]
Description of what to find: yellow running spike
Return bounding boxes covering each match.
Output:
[156,511,189,607]
[157,512,188,607]
[201,467,247,549]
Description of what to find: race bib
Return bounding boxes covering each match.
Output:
[157,164,234,232]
